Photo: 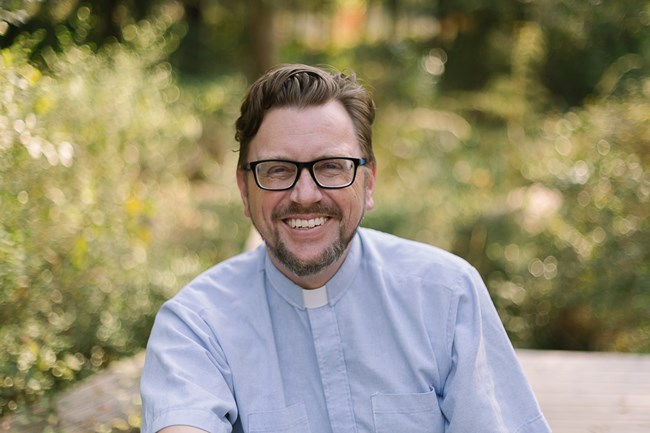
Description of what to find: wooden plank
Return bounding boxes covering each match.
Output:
[517,349,650,433]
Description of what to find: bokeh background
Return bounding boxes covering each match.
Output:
[1,0,649,425]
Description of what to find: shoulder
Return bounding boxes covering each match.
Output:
[358,227,473,274]
[360,229,480,295]
[166,245,266,314]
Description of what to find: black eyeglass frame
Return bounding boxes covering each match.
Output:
[243,157,367,191]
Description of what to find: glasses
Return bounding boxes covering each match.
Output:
[243,157,366,191]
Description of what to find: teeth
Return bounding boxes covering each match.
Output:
[287,217,327,229]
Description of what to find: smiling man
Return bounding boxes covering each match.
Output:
[140,64,551,433]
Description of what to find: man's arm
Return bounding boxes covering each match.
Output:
[140,298,238,433]
[440,266,551,432]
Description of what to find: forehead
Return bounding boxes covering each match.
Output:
[248,100,361,161]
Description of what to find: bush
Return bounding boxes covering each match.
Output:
[0,19,249,417]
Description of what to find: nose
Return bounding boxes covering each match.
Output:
[290,167,323,205]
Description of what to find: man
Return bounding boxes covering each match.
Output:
[140,64,551,433]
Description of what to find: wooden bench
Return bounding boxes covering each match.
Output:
[3,350,650,432]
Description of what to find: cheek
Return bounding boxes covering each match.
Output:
[341,189,369,218]
[252,193,282,222]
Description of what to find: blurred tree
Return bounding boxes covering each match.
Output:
[528,0,649,107]
[0,14,249,416]
[0,0,155,48]
[169,0,280,80]
[3,0,649,93]
[446,29,650,351]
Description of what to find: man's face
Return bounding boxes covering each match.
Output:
[236,100,376,288]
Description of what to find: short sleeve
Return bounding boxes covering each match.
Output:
[440,266,551,433]
[140,298,238,433]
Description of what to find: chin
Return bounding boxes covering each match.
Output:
[272,240,346,278]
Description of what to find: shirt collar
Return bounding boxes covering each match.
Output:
[265,231,362,309]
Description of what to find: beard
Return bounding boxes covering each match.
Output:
[254,202,360,277]
[270,223,354,277]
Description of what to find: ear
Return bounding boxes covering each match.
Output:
[236,168,251,218]
[364,163,377,211]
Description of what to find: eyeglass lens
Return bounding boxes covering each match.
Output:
[255,158,357,190]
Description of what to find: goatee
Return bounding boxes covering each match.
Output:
[269,226,353,277]
[265,203,354,277]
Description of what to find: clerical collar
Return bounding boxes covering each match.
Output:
[302,285,328,309]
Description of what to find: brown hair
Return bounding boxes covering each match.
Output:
[235,64,376,167]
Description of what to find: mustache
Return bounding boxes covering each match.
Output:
[272,203,342,220]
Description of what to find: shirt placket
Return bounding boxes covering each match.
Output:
[308,305,357,433]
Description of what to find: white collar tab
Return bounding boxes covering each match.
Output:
[302,285,328,309]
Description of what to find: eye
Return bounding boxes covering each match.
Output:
[316,159,349,177]
[259,162,295,179]
[322,161,344,170]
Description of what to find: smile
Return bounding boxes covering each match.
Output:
[286,217,328,229]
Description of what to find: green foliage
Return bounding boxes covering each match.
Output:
[530,0,649,106]
[506,71,650,351]
[0,19,248,417]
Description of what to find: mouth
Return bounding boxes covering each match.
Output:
[285,216,329,230]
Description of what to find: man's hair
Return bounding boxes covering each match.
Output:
[235,64,376,168]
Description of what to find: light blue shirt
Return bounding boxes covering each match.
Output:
[141,228,550,433]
